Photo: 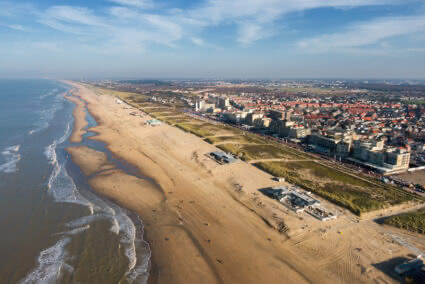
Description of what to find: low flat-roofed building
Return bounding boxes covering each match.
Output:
[210,151,238,164]
[146,119,162,126]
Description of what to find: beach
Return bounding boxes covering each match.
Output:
[0,80,147,283]
[64,90,88,143]
[63,81,425,283]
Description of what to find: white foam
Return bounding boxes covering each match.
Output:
[125,215,151,283]
[65,214,108,228]
[110,217,120,235]
[6,145,20,152]
[72,192,122,235]
[45,123,96,213]
[117,213,137,271]
[63,225,90,236]
[30,92,65,135]
[39,88,58,99]
[0,144,21,173]
[20,238,71,284]
[39,113,150,282]
[63,205,149,281]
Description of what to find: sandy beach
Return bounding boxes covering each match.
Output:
[63,81,425,283]
[64,89,88,143]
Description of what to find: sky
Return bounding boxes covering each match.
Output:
[0,0,425,79]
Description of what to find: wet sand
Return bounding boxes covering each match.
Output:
[63,81,425,284]
[64,90,88,143]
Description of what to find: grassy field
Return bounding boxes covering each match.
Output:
[217,144,304,161]
[175,122,240,137]
[149,111,183,117]
[255,161,416,215]
[384,208,425,234]
[281,87,365,96]
[205,134,268,145]
[170,119,194,125]
[142,107,172,113]
[88,85,142,100]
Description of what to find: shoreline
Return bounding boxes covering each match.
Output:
[64,89,88,143]
[62,80,425,284]
[63,81,320,283]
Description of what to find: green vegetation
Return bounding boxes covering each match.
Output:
[173,122,238,137]
[89,85,144,100]
[175,122,216,137]
[255,161,416,215]
[205,134,268,145]
[281,87,365,96]
[160,117,193,124]
[142,107,171,113]
[384,208,425,234]
[149,111,183,117]
[402,100,425,105]
[217,144,303,161]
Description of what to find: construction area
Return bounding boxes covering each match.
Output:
[260,186,337,221]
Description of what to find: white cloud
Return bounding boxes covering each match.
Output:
[298,14,425,52]
[189,0,402,44]
[8,24,25,30]
[237,23,270,45]
[41,6,105,27]
[107,0,155,9]
[191,37,205,46]
[37,5,185,53]
[28,0,421,53]
[0,2,35,17]
[0,23,25,31]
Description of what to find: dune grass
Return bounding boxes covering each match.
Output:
[255,161,416,215]
[205,134,268,145]
[384,208,425,234]
[216,144,305,161]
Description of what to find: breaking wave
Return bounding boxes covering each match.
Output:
[20,238,73,284]
[29,91,66,135]
[60,225,90,236]
[44,123,94,213]
[0,145,21,173]
[124,215,151,283]
[39,88,58,99]
[26,96,151,283]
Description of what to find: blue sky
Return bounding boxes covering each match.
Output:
[1,0,425,79]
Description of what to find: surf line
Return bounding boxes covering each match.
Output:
[64,93,152,282]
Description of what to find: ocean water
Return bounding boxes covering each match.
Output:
[0,80,150,283]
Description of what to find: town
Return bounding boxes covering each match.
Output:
[96,79,425,177]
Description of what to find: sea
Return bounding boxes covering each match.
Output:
[0,79,150,283]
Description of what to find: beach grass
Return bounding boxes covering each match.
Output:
[217,143,305,161]
[175,122,220,137]
[255,161,416,215]
[89,86,141,100]
[205,134,268,145]
[384,208,425,234]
